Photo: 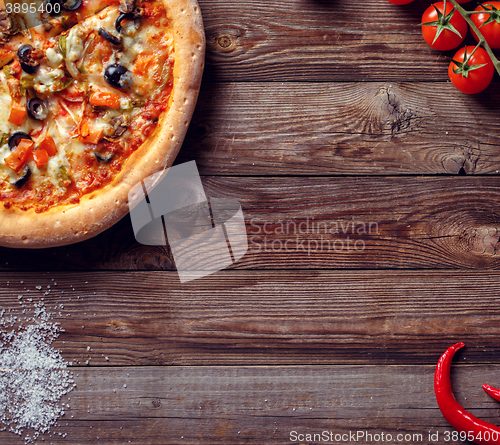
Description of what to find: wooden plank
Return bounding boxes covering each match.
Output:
[199,0,496,82]
[1,177,500,271]
[2,364,500,444]
[206,176,500,270]
[1,271,500,365]
[178,82,500,176]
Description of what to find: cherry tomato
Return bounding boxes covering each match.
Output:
[471,2,500,49]
[386,0,414,4]
[421,2,468,51]
[448,46,494,94]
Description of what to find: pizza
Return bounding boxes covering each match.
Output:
[0,0,204,248]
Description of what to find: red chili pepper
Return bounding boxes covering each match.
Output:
[483,384,500,403]
[434,342,500,445]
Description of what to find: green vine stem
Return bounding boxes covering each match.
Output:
[448,0,500,76]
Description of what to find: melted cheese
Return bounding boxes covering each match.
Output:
[46,48,64,67]
[0,1,175,210]
[66,26,86,62]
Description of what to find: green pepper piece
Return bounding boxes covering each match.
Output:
[0,133,8,147]
[20,75,35,92]
[59,34,67,58]
[58,165,72,186]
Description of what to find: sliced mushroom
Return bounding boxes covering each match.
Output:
[0,7,12,39]
[104,115,129,139]
[118,0,135,13]
[111,125,127,138]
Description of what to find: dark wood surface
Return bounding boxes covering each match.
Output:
[2,0,500,443]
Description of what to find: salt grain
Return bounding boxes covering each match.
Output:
[0,299,75,443]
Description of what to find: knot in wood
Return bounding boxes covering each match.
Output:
[152,398,162,408]
[217,35,232,48]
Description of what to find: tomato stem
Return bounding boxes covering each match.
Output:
[448,0,500,77]
[469,41,482,59]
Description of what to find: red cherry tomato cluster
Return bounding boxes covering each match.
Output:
[386,0,499,94]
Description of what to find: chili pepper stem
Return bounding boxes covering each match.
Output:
[448,0,500,77]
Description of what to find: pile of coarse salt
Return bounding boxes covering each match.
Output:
[0,296,75,443]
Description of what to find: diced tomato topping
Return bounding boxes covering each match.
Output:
[134,52,155,75]
[38,136,58,157]
[89,90,120,109]
[79,121,103,144]
[5,139,34,173]
[32,149,49,169]
[8,100,26,126]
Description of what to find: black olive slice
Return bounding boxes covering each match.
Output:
[17,44,40,74]
[94,152,114,163]
[12,165,31,189]
[104,63,130,89]
[98,28,123,46]
[20,62,39,75]
[8,132,32,151]
[115,12,140,34]
[27,98,49,121]
[62,0,82,11]
[17,44,32,61]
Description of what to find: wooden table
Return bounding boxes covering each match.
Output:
[2,0,500,443]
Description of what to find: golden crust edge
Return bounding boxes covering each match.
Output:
[0,0,205,249]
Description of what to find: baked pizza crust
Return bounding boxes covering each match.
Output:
[0,0,205,248]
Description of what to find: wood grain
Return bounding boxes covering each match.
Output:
[2,364,500,444]
[2,0,498,443]
[178,82,500,176]
[1,177,499,271]
[1,270,500,366]
[207,176,500,270]
[199,0,498,82]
